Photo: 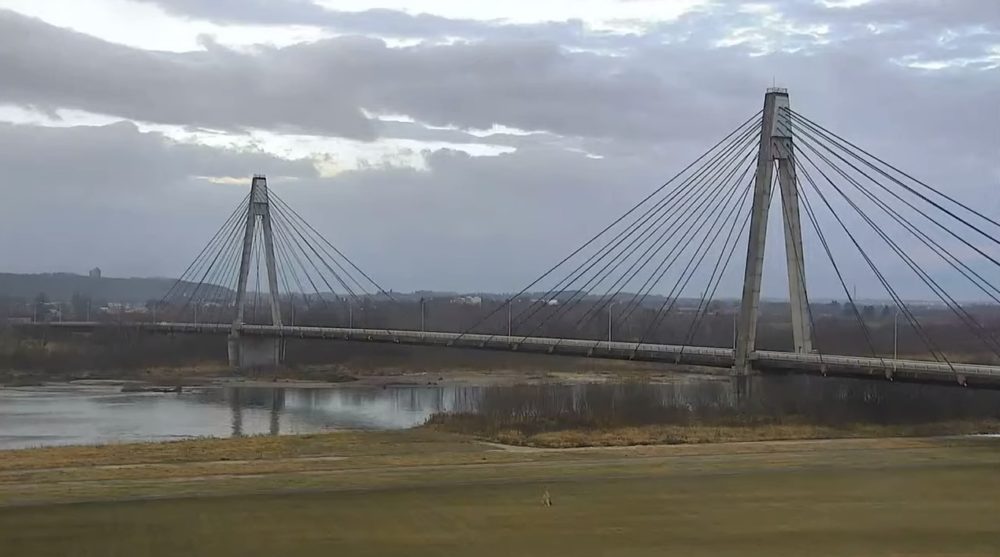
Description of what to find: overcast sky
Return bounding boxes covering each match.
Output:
[0,0,997,299]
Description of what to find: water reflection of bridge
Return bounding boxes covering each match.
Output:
[227,387,284,437]
[216,376,1000,438]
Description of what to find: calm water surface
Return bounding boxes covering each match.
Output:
[2,376,999,449]
[0,383,471,449]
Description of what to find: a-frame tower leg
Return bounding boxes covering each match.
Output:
[228,174,284,371]
[734,89,812,375]
[776,133,812,354]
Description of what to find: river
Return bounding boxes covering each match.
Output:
[2,375,999,450]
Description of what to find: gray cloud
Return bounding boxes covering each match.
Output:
[2,6,996,153]
[0,1,997,298]
[0,128,731,295]
[0,11,377,140]
[0,11,696,144]
[0,121,315,276]
[136,0,344,27]
[0,120,315,188]
[780,0,1000,29]
[135,0,1000,60]
[135,0,617,48]
[0,116,669,289]
[1,117,994,301]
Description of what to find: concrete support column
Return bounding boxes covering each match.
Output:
[735,89,813,375]
[777,147,813,354]
[734,93,780,374]
[229,175,284,371]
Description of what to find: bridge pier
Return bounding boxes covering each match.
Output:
[228,175,286,371]
[733,375,754,410]
[227,333,282,372]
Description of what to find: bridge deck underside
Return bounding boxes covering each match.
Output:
[35,322,1000,388]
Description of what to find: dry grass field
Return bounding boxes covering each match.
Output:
[1,430,998,556]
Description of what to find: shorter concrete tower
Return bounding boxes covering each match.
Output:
[227,175,284,370]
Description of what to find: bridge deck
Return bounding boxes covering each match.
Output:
[23,322,1000,387]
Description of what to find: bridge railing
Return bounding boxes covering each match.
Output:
[17,321,1000,386]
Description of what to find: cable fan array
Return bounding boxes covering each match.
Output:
[156,190,392,327]
[457,107,1000,370]
[777,108,1000,371]
[152,104,1000,373]
[457,110,765,351]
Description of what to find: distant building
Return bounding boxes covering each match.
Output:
[100,303,148,315]
[450,295,482,306]
[34,302,63,322]
[89,267,102,279]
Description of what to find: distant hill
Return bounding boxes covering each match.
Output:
[0,273,224,304]
[1,273,914,307]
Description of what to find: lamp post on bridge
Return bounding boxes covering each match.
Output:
[608,305,613,344]
[607,301,619,347]
[507,299,512,342]
[733,310,737,352]
[893,307,899,370]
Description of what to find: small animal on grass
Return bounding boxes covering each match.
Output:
[541,489,553,507]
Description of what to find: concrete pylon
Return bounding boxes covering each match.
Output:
[734,89,813,375]
[228,175,284,371]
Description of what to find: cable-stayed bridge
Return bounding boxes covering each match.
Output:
[28,89,1000,388]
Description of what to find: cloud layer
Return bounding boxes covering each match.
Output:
[0,1,997,298]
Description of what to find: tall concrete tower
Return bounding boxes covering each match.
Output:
[228,175,284,370]
[734,88,813,375]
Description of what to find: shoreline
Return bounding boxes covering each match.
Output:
[2,364,732,390]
